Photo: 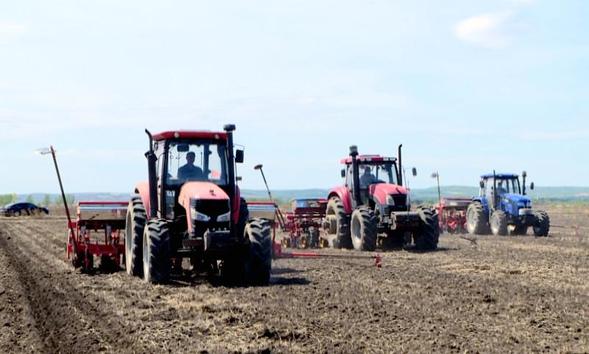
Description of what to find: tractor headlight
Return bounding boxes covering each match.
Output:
[216,211,231,222]
[190,206,211,222]
[386,195,395,205]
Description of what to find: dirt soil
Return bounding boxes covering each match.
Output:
[0,205,587,353]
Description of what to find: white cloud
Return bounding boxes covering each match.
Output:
[0,21,26,37]
[454,12,514,49]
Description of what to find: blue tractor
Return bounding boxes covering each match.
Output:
[466,171,550,236]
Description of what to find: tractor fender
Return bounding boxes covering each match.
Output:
[327,187,353,214]
[134,181,151,218]
[179,182,230,233]
[370,184,408,205]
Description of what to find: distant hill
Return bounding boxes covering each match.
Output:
[8,186,589,206]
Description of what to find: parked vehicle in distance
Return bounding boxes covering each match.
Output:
[1,202,49,217]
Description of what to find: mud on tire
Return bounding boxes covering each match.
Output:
[414,208,439,251]
[466,202,489,235]
[490,210,508,236]
[326,197,352,249]
[143,219,171,284]
[533,210,550,237]
[350,206,377,251]
[245,218,272,286]
[125,194,146,277]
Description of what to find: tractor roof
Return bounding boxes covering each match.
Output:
[340,155,397,164]
[152,130,228,141]
[481,173,519,179]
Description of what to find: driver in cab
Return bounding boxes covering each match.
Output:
[360,166,378,188]
[178,152,204,180]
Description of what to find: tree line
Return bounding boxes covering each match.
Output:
[0,194,75,207]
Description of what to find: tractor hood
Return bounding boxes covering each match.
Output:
[178,182,229,207]
[370,183,408,205]
[502,193,531,207]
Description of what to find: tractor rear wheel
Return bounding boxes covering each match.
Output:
[490,210,508,236]
[142,219,171,284]
[414,208,439,250]
[350,207,377,251]
[326,197,352,249]
[245,218,272,286]
[533,210,550,237]
[125,194,146,277]
[466,202,488,235]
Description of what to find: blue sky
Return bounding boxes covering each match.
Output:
[1,0,587,193]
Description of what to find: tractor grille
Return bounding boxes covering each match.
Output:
[193,199,230,219]
[192,199,231,239]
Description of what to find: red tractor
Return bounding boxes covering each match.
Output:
[324,145,439,251]
[125,125,272,285]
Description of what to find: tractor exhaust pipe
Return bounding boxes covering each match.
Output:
[397,144,403,186]
[145,129,158,218]
[522,170,527,195]
[350,145,362,206]
[224,124,237,225]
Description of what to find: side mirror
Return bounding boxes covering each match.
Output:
[236,176,242,182]
[480,181,485,189]
[235,149,244,163]
[530,182,534,190]
[341,169,346,178]
[412,167,417,177]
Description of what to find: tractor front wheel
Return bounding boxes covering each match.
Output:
[533,210,550,237]
[125,194,146,277]
[490,210,508,236]
[142,219,171,284]
[466,202,488,235]
[414,208,439,250]
[350,207,377,251]
[245,218,272,286]
[326,197,352,249]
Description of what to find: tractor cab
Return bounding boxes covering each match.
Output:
[149,130,242,225]
[478,173,533,213]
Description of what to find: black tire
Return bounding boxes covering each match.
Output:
[125,194,146,277]
[309,227,320,248]
[511,225,528,236]
[414,208,439,250]
[245,218,272,286]
[533,210,550,237]
[350,207,377,251]
[466,202,489,235]
[490,210,508,236]
[142,219,171,284]
[326,197,352,249]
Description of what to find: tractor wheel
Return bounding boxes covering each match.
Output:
[466,202,488,235]
[511,225,528,236]
[142,219,171,284]
[125,194,146,277]
[490,211,508,236]
[350,207,377,251]
[245,218,272,286]
[309,227,320,248]
[533,210,550,237]
[414,208,439,251]
[326,197,352,249]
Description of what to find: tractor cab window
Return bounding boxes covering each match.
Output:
[496,178,520,195]
[166,141,228,186]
